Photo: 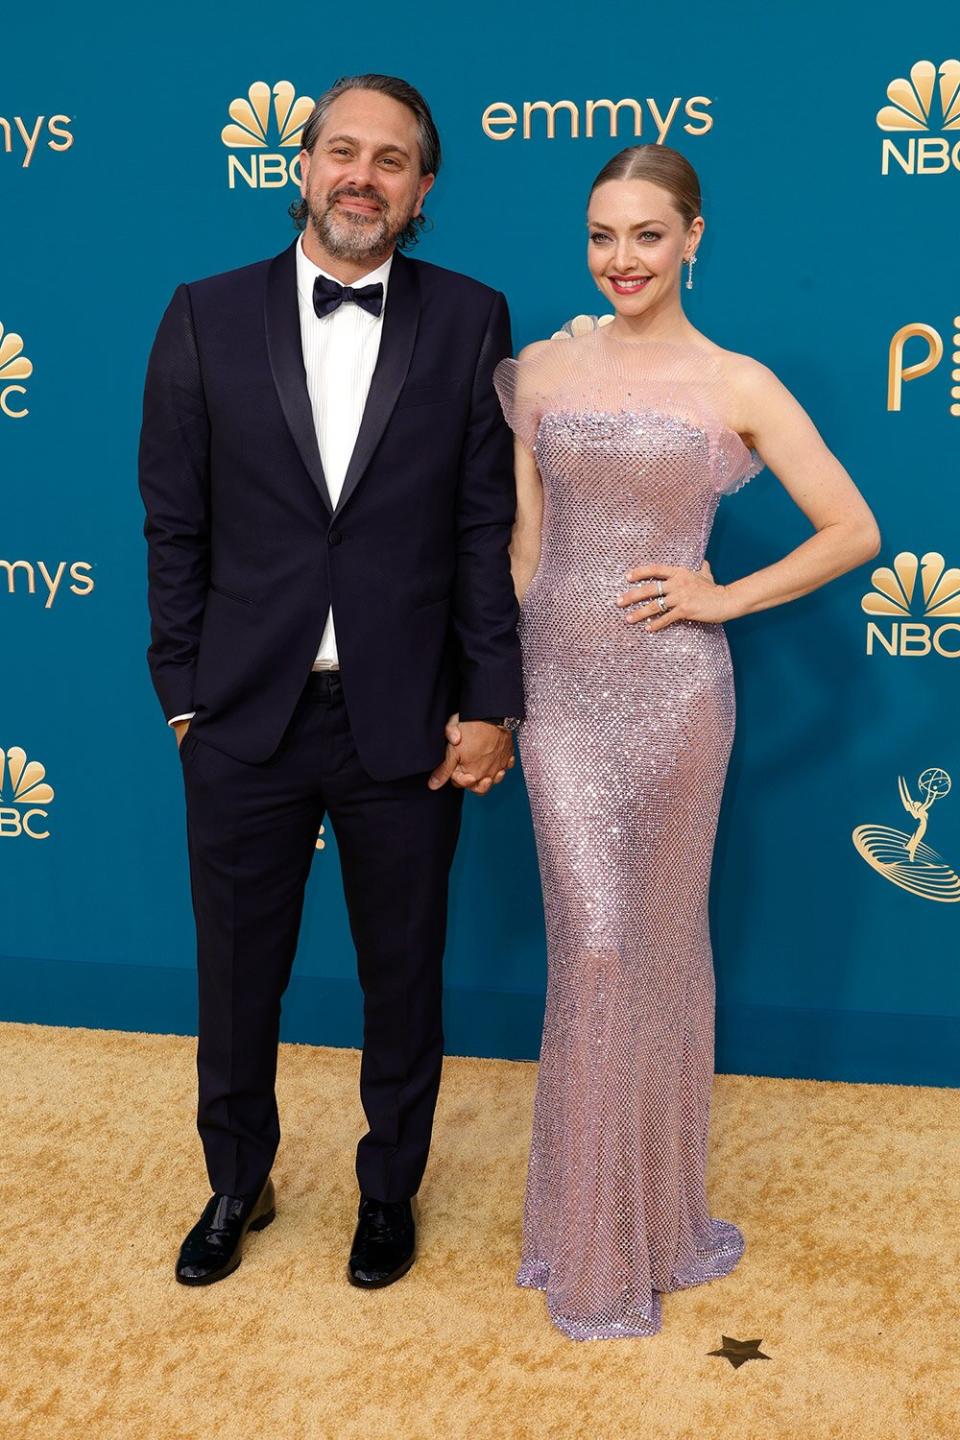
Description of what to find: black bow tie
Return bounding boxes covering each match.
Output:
[312,273,384,320]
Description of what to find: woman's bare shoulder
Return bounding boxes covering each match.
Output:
[708,348,789,445]
[710,345,780,392]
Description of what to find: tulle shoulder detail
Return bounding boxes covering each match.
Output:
[715,435,765,496]
[492,339,567,451]
[492,319,766,494]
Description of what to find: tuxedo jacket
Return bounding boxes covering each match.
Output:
[138,238,525,780]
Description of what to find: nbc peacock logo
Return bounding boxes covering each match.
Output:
[0,746,54,840]
[221,80,314,190]
[876,59,960,174]
[0,321,32,419]
[852,768,959,901]
[862,551,960,658]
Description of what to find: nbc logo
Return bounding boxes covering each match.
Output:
[876,59,960,174]
[0,321,32,419]
[852,767,959,902]
[221,81,314,190]
[862,551,960,657]
[888,318,960,417]
[0,746,54,840]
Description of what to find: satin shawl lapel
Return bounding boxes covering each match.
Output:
[264,239,332,514]
[334,249,420,518]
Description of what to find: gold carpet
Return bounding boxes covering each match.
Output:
[1,1020,956,1440]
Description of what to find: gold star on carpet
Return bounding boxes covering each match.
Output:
[707,1335,771,1370]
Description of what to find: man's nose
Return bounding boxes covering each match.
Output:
[344,156,378,190]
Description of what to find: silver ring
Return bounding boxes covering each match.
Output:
[655,578,665,597]
[656,594,669,613]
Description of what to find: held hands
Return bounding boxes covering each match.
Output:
[616,558,735,631]
[427,714,516,795]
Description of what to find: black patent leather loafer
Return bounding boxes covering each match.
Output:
[175,1176,276,1286]
[347,1195,416,1288]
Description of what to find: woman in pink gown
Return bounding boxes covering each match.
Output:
[490,144,881,1339]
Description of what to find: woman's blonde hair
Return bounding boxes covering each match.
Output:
[589,144,702,229]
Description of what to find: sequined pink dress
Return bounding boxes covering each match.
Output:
[492,322,763,1340]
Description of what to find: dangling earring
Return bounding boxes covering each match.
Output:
[685,252,697,290]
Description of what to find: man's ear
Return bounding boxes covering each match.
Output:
[413,172,435,217]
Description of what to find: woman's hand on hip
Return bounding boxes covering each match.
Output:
[616,559,736,630]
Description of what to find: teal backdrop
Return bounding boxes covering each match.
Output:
[2,0,958,1084]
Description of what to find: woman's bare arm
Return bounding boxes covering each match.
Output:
[510,435,544,601]
[719,355,881,618]
[507,340,550,601]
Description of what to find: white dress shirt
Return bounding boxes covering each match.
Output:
[297,233,393,667]
[168,233,393,726]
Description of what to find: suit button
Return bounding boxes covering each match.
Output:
[328,529,342,546]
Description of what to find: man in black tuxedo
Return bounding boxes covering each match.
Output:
[138,73,524,1289]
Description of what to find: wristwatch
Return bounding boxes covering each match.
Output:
[474,716,523,733]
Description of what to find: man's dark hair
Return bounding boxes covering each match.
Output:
[288,73,441,250]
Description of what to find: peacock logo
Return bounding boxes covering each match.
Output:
[0,746,54,839]
[876,60,960,174]
[862,551,960,618]
[876,60,960,131]
[221,81,314,191]
[862,551,960,658]
[0,321,32,419]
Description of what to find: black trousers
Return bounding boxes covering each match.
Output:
[179,669,463,1202]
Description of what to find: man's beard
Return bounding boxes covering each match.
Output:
[308,185,412,262]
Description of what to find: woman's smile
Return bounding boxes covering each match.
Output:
[608,274,653,295]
